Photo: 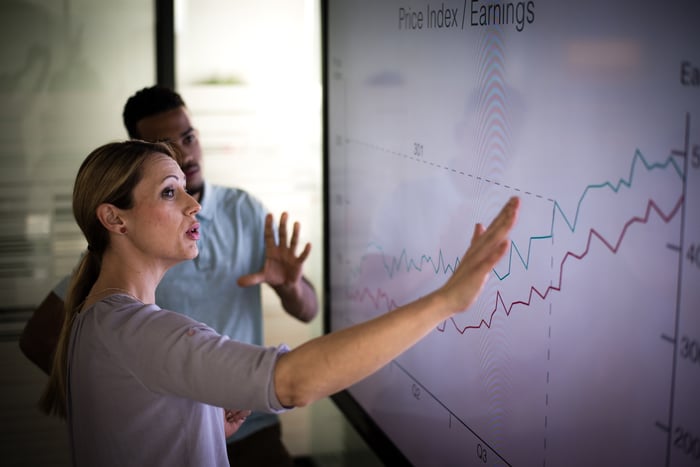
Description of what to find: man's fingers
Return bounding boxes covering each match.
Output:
[297,243,312,264]
[289,221,300,252]
[237,272,265,287]
[278,212,289,246]
[264,213,277,247]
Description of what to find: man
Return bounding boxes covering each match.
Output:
[20,85,319,467]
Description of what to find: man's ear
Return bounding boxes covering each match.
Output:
[96,203,126,234]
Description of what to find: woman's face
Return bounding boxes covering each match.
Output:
[120,153,201,265]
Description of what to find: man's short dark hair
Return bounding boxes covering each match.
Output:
[122,85,186,139]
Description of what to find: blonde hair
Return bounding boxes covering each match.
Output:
[40,140,180,418]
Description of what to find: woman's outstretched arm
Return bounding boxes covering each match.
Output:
[274,196,520,408]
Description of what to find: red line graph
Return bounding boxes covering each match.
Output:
[346,286,399,311]
[441,196,683,333]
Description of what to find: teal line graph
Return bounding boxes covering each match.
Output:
[351,148,684,284]
[495,148,683,280]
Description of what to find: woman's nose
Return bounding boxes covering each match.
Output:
[186,196,201,216]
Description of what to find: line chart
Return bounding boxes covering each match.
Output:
[325,1,700,464]
[344,135,687,323]
[441,195,684,334]
[347,147,684,284]
[333,111,698,467]
[347,196,684,329]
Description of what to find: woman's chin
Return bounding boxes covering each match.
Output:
[187,246,199,260]
[170,247,199,265]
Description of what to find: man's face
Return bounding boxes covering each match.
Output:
[135,106,204,198]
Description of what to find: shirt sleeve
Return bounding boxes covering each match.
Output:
[91,300,290,413]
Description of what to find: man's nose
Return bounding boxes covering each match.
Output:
[176,144,195,164]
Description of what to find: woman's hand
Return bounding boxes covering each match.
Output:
[438,196,520,316]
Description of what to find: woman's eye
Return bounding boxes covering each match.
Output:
[162,187,175,199]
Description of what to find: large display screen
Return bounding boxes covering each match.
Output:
[322,0,700,466]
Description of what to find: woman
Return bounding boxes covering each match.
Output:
[41,140,519,466]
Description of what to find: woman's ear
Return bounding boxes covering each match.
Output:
[95,203,126,234]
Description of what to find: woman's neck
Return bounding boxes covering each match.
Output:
[83,274,156,310]
[90,250,162,306]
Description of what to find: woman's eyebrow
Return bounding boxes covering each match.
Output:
[160,174,181,183]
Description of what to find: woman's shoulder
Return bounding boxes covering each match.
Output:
[85,295,218,340]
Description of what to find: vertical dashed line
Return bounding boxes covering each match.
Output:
[544,232,554,466]
[544,301,552,465]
